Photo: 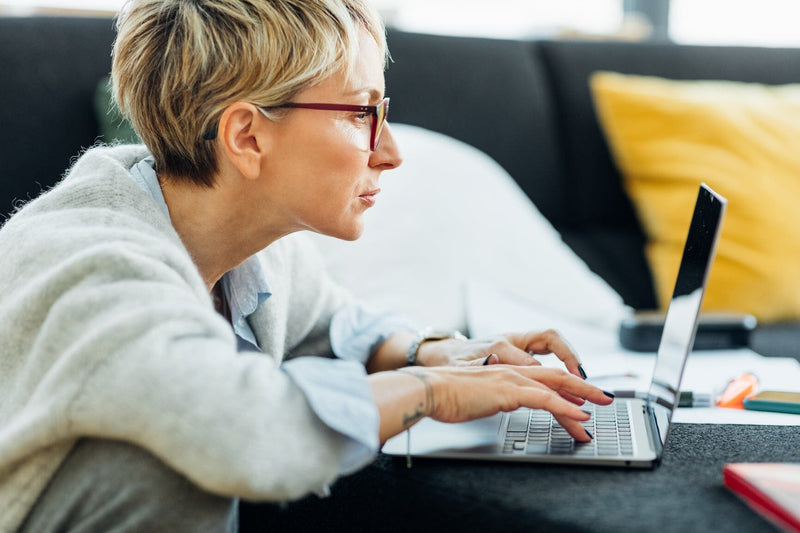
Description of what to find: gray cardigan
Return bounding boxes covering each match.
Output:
[0,145,362,531]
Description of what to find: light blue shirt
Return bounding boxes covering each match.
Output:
[130,157,414,476]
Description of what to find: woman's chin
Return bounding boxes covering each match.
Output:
[339,226,365,241]
[316,222,365,242]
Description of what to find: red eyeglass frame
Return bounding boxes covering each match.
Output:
[268,97,390,151]
[203,98,390,150]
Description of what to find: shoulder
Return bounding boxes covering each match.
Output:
[0,145,203,294]
[3,144,172,236]
[30,144,154,211]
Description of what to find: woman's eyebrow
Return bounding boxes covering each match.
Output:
[344,87,384,101]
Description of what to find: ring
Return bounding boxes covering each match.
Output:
[483,353,496,365]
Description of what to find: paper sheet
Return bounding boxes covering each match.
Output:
[465,280,800,426]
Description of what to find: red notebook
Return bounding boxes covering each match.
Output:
[724,463,800,533]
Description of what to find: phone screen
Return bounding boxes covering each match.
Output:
[749,391,800,403]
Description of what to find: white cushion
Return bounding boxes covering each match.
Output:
[308,124,627,333]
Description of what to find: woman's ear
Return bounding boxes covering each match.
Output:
[216,102,270,181]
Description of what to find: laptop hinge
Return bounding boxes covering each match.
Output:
[644,401,665,462]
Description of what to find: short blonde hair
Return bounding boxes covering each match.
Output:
[112,0,386,186]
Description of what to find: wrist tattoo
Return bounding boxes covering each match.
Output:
[398,368,435,428]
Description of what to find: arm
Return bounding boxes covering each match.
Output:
[367,329,587,378]
[368,365,614,445]
[252,237,596,444]
[0,215,355,502]
[365,330,415,373]
[284,236,584,377]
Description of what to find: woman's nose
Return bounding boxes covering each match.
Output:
[370,123,403,170]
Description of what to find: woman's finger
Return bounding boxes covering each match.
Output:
[426,365,613,430]
[505,330,585,378]
[464,353,500,367]
[491,348,541,366]
[483,341,540,366]
[515,384,593,442]
[479,367,597,442]
[515,366,614,406]
[558,390,587,406]
[553,414,594,442]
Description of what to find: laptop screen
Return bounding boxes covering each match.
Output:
[648,184,727,441]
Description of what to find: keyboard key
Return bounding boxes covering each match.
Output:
[508,410,530,432]
[526,443,548,454]
[597,447,619,456]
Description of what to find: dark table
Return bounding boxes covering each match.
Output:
[241,423,800,533]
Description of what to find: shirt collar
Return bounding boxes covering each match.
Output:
[129,157,272,342]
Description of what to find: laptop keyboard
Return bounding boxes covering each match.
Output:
[502,403,634,457]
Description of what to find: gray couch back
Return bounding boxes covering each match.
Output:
[4,16,800,309]
[0,17,116,207]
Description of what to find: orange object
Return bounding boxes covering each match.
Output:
[717,373,759,409]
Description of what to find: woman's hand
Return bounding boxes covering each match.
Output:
[370,364,613,444]
[417,330,586,379]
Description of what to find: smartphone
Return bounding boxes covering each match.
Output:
[743,390,800,415]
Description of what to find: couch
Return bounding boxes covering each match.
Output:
[2,15,799,355]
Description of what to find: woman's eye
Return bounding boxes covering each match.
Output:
[354,112,369,122]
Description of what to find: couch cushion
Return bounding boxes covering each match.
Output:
[0,17,116,218]
[539,40,800,310]
[591,71,800,322]
[540,40,800,226]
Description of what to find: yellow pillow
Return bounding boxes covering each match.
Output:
[590,71,800,322]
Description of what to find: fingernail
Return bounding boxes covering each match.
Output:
[603,390,615,399]
[578,365,587,379]
[581,409,592,417]
[585,429,594,439]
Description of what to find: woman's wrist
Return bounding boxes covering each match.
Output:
[396,367,441,422]
[415,339,451,367]
[409,329,467,367]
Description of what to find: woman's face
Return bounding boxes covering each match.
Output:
[263,28,402,241]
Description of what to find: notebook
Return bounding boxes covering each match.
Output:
[382,183,726,468]
[724,462,800,532]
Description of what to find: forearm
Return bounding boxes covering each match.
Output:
[366,331,460,373]
[365,331,415,373]
[368,369,436,444]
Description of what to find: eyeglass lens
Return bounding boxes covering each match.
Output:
[373,99,389,150]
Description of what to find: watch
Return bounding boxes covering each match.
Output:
[406,328,467,366]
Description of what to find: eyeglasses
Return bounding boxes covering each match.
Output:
[203,97,390,151]
[267,97,390,151]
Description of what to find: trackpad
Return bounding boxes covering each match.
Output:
[382,413,504,456]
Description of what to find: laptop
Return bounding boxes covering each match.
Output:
[383,183,727,468]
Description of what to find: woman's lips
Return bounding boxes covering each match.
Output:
[358,188,380,207]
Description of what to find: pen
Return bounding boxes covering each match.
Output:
[678,391,712,408]
[609,389,712,407]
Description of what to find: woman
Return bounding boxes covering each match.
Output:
[0,0,613,531]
